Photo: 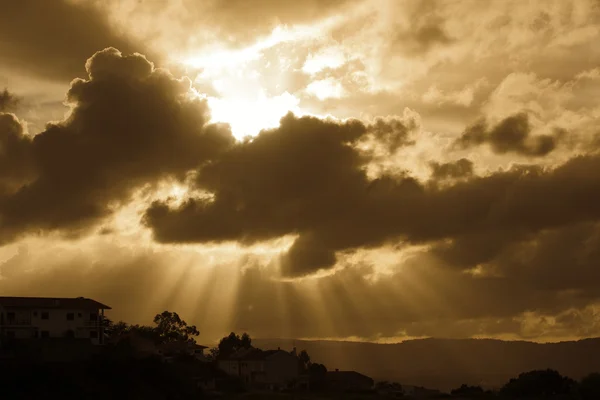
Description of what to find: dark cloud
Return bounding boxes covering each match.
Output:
[0,113,34,194]
[0,48,234,242]
[145,103,600,277]
[366,116,417,153]
[394,0,454,55]
[0,89,20,112]
[429,158,473,181]
[0,0,153,82]
[455,113,561,156]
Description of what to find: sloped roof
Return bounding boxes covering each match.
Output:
[159,341,209,352]
[227,347,265,360]
[221,347,295,361]
[0,296,111,310]
[326,370,374,382]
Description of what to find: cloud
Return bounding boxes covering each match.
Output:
[98,0,358,58]
[0,113,34,194]
[429,158,473,181]
[0,89,20,112]
[393,0,454,56]
[0,0,152,82]
[144,104,600,277]
[455,113,562,156]
[0,48,234,243]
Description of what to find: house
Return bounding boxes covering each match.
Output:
[325,369,374,391]
[0,296,111,345]
[218,347,304,390]
[402,384,441,397]
[116,332,210,362]
[157,341,210,363]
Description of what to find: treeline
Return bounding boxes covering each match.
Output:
[444,369,600,399]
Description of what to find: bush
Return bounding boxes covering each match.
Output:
[499,369,576,398]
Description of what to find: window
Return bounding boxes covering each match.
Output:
[7,312,15,320]
[33,330,39,338]
[66,313,74,321]
[33,311,38,317]
[90,331,98,339]
[41,331,49,338]
[89,313,97,321]
[6,331,15,339]
[41,311,49,320]
[77,313,82,318]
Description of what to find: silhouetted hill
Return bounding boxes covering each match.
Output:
[253,337,600,392]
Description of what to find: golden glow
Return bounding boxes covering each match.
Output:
[182,25,327,139]
[208,91,301,139]
[305,78,345,100]
[302,46,347,75]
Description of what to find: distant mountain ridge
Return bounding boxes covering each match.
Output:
[252,337,600,392]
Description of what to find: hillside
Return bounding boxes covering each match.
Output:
[253,337,600,392]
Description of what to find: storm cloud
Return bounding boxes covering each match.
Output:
[0,48,234,242]
[0,89,20,112]
[455,113,561,157]
[144,111,600,277]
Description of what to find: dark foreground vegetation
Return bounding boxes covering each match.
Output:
[1,311,600,399]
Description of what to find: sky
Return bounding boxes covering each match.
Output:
[1,0,600,344]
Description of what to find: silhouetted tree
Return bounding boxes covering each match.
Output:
[103,318,129,339]
[240,332,251,348]
[217,332,252,358]
[153,311,199,344]
[500,369,576,398]
[299,349,311,367]
[451,384,484,397]
[308,363,328,391]
[104,311,199,345]
[580,373,600,400]
[137,324,161,338]
[207,347,220,361]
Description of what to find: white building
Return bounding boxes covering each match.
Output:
[0,296,111,345]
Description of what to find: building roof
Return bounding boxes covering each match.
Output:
[159,341,209,352]
[0,296,111,310]
[326,370,374,382]
[220,347,294,361]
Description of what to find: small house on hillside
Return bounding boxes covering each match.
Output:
[0,296,110,345]
[325,369,374,391]
[218,347,307,390]
[158,341,210,362]
[116,332,210,362]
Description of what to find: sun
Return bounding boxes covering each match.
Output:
[181,26,320,139]
[207,88,301,140]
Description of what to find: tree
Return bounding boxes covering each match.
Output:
[500,369,576,398]
[240,332,251,348]
[103,319,129,339]
[308,363,328,391]
[207,347,220,361]
[152,311,199,344]
[451,384,484,397]
[104,311,200,345]
[580,373,600,400]
[217,332,252,358]
[299,349,311,367]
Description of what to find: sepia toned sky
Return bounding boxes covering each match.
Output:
[1,0,600,344]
